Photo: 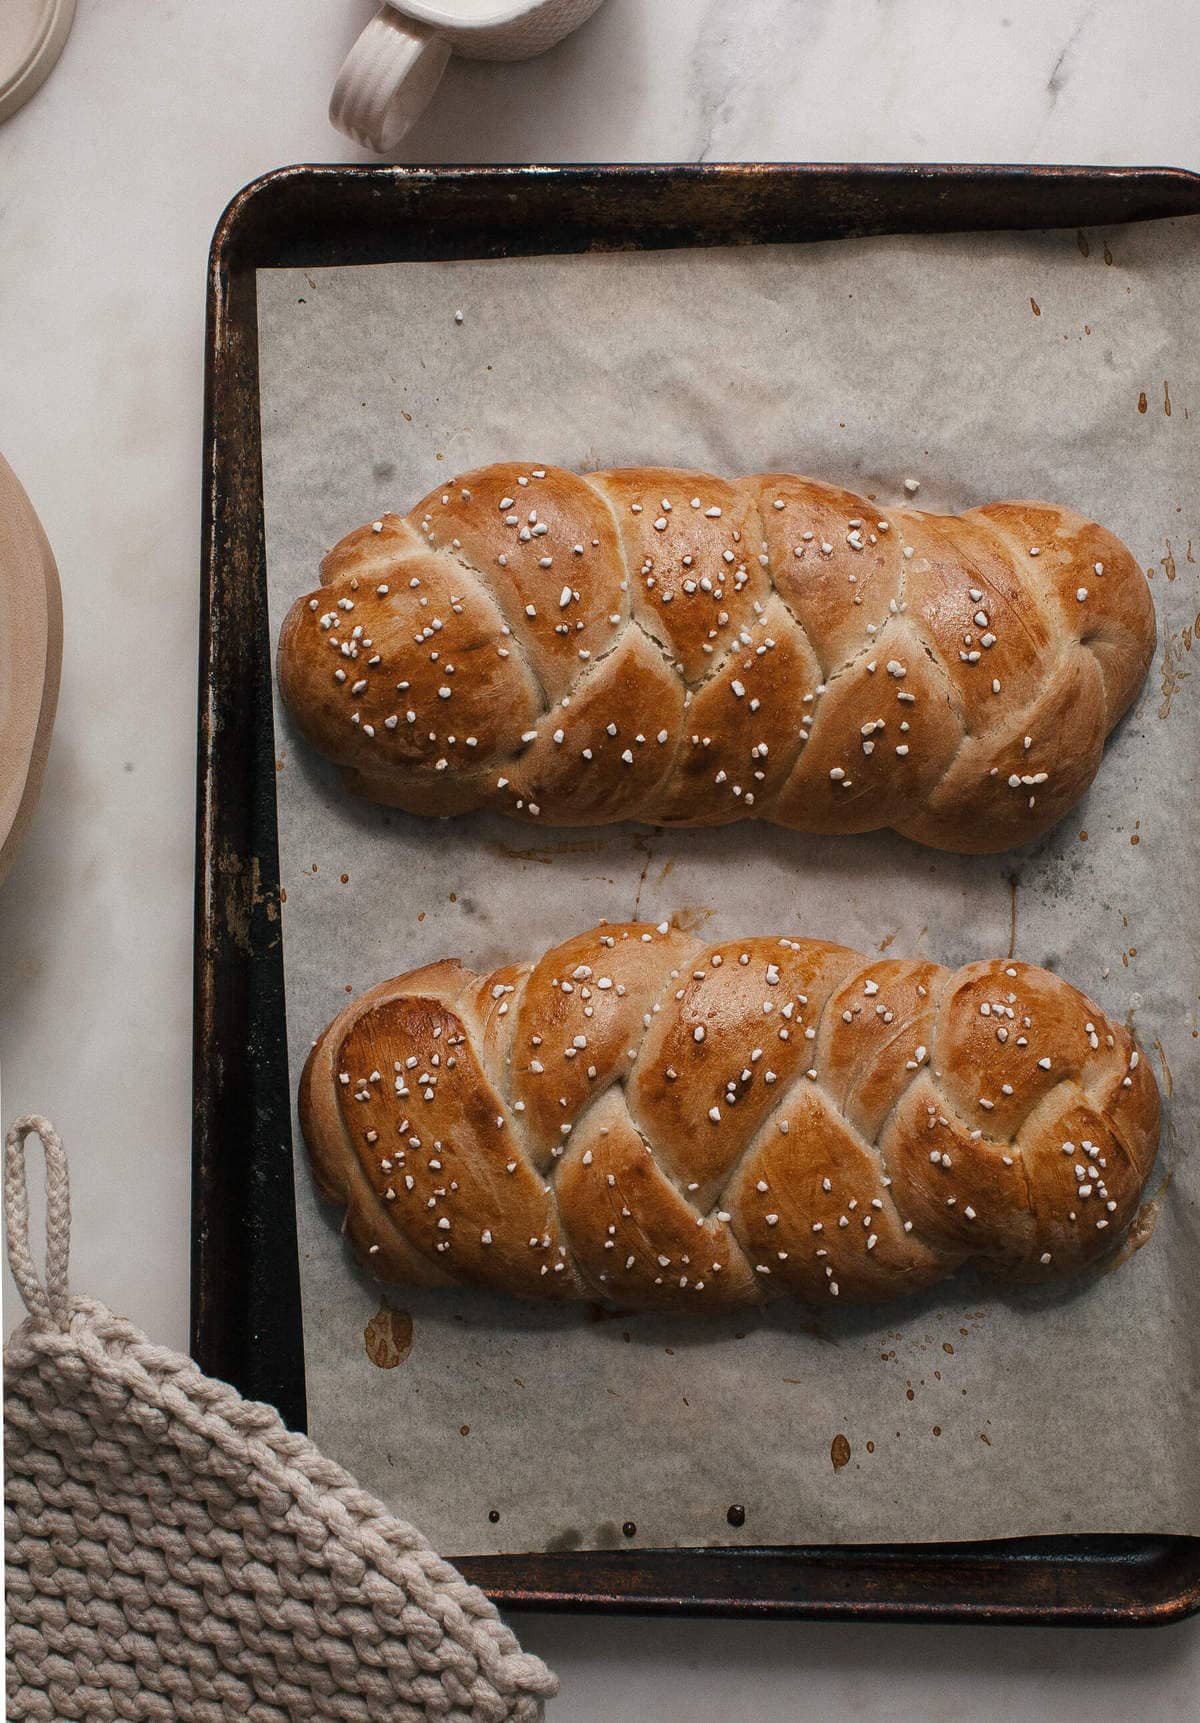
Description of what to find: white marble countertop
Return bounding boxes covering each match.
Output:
[1,0,1197,1715]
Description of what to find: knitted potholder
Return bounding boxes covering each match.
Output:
[3,1117,557,1722]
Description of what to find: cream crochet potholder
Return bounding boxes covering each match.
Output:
[3,1116,558,1722]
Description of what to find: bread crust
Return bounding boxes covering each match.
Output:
[277,465,1155,853]
[299,923,1160,1312]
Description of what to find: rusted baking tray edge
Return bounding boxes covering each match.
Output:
[194,161,1200,1624]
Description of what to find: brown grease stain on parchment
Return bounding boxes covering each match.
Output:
[670,905,718,934]
[1153,1037,1174,1099]
[544,1527,584,1552]
[831,1434,852,1470]
[364,1303,414,1368]
[486,838,605,864]
[1099,1025,1177,1281]
[1158,618,1196,718]
[631,829,654,916]
[1103,1189,1168,1276]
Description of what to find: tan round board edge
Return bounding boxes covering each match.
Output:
[0,453,63,883]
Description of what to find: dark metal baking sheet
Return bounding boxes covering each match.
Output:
[194,161,1200,1624]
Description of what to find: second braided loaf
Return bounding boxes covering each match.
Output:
[301,921,1159,1312]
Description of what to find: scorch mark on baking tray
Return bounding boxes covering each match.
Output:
[212,841,269,952]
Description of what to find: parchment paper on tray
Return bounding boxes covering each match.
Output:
[257,217,1199,1555]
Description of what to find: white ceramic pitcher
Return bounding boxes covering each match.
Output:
[330,0,609,153]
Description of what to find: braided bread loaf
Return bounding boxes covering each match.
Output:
[277,463,1154,853]
[300,922,1159,1312]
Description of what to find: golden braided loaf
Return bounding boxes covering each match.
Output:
[301,922,1159,1312]
[277,463,1154,853]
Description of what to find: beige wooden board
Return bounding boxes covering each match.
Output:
[0,454,61,884]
